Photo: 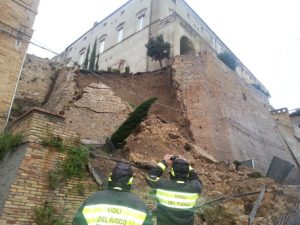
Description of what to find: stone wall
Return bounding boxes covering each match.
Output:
[15,54,61,106]
[0,0,40,131]
[0,108,98,224]
[172,54,295,173]
[44,71,131,142]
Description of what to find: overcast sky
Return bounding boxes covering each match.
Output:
[28,0,300,110]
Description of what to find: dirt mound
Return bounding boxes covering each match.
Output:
[109,115,300,225]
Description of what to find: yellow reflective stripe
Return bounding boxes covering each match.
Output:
[157,189,199,200]
[147,176,159,182]
[157,198,195,209]
[156,189,199,209]
[82,204,146,225]
[157,162,166,171]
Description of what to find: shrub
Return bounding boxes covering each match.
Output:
[111,97,158,149]
[248,171,263,178]
[0,132,22,161]
[107,66,112,73]
[217,51,237,71]
[145,35,171,68]
[34,202,66,225]
[62,146,89,179]
[112,69,121,74]
[125,66,130,74]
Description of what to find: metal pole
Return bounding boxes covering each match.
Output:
[248,185,266,225]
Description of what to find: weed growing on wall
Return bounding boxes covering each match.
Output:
[44,143,89,189]
[41,136,64,152]
[0,132,22,161]
[34,202,66,225]
[62,146,89,179]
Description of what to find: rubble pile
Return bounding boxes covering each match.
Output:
[93,115,300,225]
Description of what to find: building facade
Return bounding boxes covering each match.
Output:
[53,0,269,99]
[0,0,40,131]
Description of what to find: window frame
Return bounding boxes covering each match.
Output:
[137,14,145,31]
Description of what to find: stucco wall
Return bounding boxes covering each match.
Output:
[172,54,295,174]
[55,0,151,72]
[0,145,27,215]
[0,0,40,130]
[52,0,269,99]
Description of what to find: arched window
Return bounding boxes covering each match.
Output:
[180,36,195,55]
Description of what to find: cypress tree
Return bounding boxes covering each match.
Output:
[83,45,90,69]
[110,97,158,149]
[89,38,97,71]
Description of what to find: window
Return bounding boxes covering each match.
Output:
[118,28,123,43]
[99,40,105,53]
[79,54,85,65]
[137,14,145,31]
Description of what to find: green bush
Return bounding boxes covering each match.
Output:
[125,66,130,74]
[217,51,237,71]
[111,97,158,149]
[34,202,66,225]
[112,69,121,74]
[107,66,112,72]
[248,171,263,178]
[62,146,89,179]
[145,35,171,68]
[0,132,22,161]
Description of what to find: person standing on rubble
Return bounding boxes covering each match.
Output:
[72,162,153,225]
[146,154,202,225]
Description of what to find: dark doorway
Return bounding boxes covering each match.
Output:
[180,36,195,55]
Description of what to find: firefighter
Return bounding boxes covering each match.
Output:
[72,162,153,225]
[146,154,202,225]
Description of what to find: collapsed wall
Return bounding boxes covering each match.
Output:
[172,54,295,174]
[43,70,131,141]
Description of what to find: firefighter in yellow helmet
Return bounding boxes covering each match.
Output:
[146,154,202,225]
[72,162,152,225]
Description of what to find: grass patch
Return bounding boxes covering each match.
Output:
[0,132,22,161]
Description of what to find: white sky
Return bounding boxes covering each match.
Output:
[28,0,300,110]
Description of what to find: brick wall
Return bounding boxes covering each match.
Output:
[0,108,98,224]
[172,54,295,173]
[0,0,40,131]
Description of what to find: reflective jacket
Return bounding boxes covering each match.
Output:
[72,187,153,225]
[146,161,202,225]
